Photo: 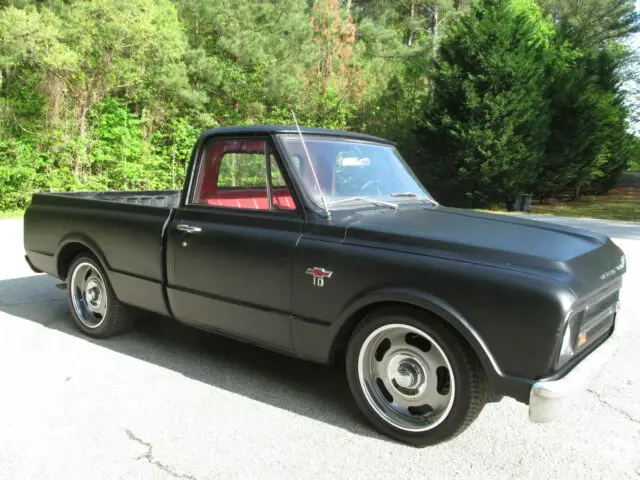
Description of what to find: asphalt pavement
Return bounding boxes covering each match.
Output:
[0,216,638,479]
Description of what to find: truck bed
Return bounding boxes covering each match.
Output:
[24,189,180,318]
[40,190,181,208]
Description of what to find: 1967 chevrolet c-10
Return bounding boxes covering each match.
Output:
[24,126,626,446]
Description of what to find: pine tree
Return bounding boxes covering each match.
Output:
[414,0,553,207]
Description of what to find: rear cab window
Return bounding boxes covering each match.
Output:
[190,138,296,211]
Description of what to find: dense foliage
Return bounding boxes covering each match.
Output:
[0,0,639,210]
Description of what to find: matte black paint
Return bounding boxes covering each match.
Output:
[166,206,303,350]
[23,126,626,405]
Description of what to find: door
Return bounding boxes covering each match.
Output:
[166,137,303,352]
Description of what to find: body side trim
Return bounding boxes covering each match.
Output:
[167,283,292,318]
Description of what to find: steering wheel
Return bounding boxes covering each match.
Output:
[360,180,382,195]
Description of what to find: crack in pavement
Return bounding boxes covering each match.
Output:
[588,389,640,426]
[125,429,198,480]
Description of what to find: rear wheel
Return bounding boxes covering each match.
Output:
[346,307,487,446]
[67,255,134,338]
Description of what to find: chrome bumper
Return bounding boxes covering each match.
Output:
[24,254,42,274]
[528,333,618,423]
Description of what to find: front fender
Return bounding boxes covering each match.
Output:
[334,288,505,378]
[292,287,502,375]
[291,286,535,402]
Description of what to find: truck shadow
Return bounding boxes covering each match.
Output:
[0,274,382,441]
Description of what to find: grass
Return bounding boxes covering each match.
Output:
[530,187,639,222]
[0,209,25,219]
[481,187,639,222]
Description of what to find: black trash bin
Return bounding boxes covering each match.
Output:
[512,194,532,212]
[511,196,523,212]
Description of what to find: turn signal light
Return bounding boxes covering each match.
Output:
[577,333,588,348]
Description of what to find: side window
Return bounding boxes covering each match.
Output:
[192,138,296,211]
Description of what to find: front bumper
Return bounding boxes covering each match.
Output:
[24,254,42,273]
[528,332,618,423]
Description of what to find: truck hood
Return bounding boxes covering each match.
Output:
[340,205,626,297]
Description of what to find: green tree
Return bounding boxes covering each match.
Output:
[55,0,192,163]
[535,0,639,198]
[627,134,640,171]
[351,0,459,145]
[414,0,554,208]
[175,0,315,124]
[306,0,364,125]
[537,0,639,49]
[1,0,639,212]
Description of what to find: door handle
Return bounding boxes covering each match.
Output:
[176,224,202,234]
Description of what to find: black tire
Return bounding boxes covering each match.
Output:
[66,255,135,338]
[346,306,488,447]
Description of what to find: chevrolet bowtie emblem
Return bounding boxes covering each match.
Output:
[305,267,333,287]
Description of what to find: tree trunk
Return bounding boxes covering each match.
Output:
[433,6,439,38]
[0,68,4,127]
[75,103,89,178]
[172,149,176,190]
[232,155,238,187]
[2,67,8,114]
[123,112,128,190]
[79,104,88,138]
[408,2,415,46]
[432,5,439,55]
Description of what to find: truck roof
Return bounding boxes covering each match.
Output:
[200,125,394,145]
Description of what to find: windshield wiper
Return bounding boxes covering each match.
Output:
[391,192,437,205]
[327,197,398,210]
[391,192,417,197]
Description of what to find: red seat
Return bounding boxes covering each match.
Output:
[203,188,295,211]
[272,190,295,210]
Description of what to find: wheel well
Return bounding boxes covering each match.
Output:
[57,242,95,280]
[330,301,484,372]
[330,301,419,365]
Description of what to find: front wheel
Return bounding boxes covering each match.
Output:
[67,255,134,338]
[346,307,488,446]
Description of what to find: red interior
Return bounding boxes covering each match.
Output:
[196,139,296,211]
[204,188,295,210]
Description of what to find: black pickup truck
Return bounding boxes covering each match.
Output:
[24,126,626,446]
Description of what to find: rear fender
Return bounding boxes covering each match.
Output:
[56,234,110,280]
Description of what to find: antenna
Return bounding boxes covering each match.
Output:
[290,109,331,218]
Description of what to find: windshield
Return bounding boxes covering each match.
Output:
[278,135,434,210]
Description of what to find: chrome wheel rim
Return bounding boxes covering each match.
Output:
[70,262,108,329]
[357,324,455,432]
